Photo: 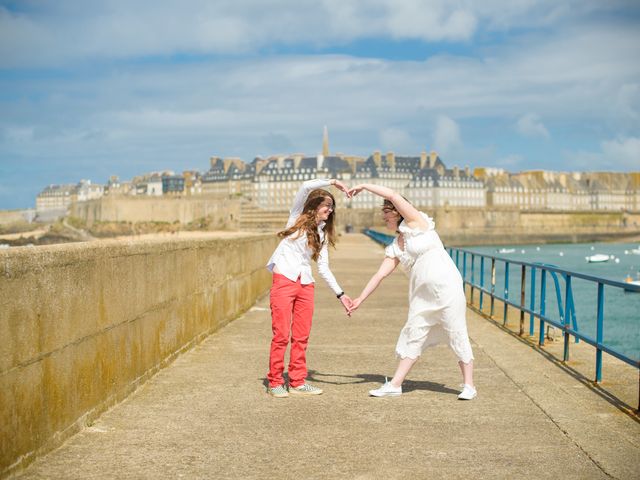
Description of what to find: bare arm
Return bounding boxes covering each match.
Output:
[349,256,399,314]
[348,183,427,230]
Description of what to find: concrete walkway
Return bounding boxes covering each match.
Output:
[14,235,640,479]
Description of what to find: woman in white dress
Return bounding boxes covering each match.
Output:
[348,183,476,400]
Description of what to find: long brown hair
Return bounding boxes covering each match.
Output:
[278,189,336,261]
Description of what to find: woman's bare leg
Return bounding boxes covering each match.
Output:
[390,356,419,387]
[458,360,474,387]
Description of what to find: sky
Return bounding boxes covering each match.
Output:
[1,1,639,210]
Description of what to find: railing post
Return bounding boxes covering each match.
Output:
[462,251,468,283]
[529,267,536,337]
[519,264,526,336]
[595,282,604,383]
[539,270,547,346]
[479,256,485,312]
[563,274,572,362]
[456,250,460,270]
[470,254,475,305]
[503,262,510,325]
[490,258,496,318]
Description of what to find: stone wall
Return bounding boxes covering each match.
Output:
[340,208,640,245]
[0,210,32,226]
[69,194,640,245]
[0,233,278,477]
[70,195,242,228]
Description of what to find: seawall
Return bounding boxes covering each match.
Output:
[70,195,242,228]
[342,207,640,245]
[0,233,278,477]
[69,197,640,245]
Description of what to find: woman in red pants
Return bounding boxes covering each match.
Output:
[266,178,352,397]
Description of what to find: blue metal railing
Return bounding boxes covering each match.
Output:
[362,229,640,409]
[363,228,394,246]
[447,247,639,372]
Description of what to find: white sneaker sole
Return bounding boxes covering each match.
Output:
[268,391,289,398]
[458,392,477,400]
[369,390,402,397]
[289,389,323,396]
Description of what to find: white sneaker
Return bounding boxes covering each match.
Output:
[369,378,402,397]
[458,384,477,400]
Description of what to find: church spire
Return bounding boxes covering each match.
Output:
[322,126,330,157]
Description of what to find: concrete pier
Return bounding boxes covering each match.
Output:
[9,235,640,479]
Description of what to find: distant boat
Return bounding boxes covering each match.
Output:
[624,274,640,292]
[497,248,515,254]
[585,254,610,263]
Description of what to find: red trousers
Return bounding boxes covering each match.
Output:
[267,273,315,388]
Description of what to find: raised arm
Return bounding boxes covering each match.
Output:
[348,183,426,229]
[349,256,399,314]
[287,178,351,227]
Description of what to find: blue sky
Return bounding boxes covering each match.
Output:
[1,0,639,210]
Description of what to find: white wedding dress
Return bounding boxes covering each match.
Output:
[384,212,474,363]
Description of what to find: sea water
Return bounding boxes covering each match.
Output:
[464,242,640,362]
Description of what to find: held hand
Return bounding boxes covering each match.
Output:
[348,297,362,315]
[332,180,351,198]
[347,185,364,197]
[339,294,353,316]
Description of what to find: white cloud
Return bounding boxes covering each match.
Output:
[386,1,477,41]
[2,127,35,143]
[516,114,550,139]
[601,136,640,168]
[433,116,462,155]
[379,128,412,152]
[0,1,635,67]
[0,3,638,207]
[565,136,640,170]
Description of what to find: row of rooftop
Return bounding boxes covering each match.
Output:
[36,150,640,214]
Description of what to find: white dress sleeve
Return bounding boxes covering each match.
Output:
[397,212,435,236]
[384,238,399,259]
[286,178,332,228]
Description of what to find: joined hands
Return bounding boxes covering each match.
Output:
[331,181,366,200]
[338,295,363,317]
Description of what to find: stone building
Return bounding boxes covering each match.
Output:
[36,184,76,214]
[47,128,639,214]
[480,170,636,211]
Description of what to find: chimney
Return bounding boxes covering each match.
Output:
[429,151,437,169]
[420,151,427,169]
[453,166,459,178]
[373,151,382,167]
[465,166,470,177]
[386,152,395,169]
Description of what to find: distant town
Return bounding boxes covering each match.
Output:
[34,128,640,221]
